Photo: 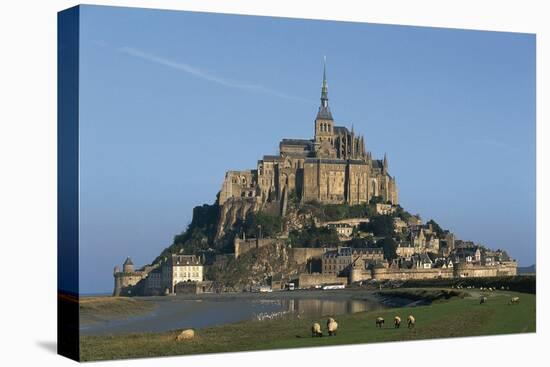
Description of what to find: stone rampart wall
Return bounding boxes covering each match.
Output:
[291,247,326,264]
[297,273,348,288]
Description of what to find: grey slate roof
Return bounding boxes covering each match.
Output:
[372,160,383,169]
[316,105,333,120]
[262,155,282,161]
[333,126,350,135]
[281,139,313,146]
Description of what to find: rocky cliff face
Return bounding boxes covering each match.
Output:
[210,242,304,291]
[214,196,319,243]
[215,198,262,241]
[284,209,318,232]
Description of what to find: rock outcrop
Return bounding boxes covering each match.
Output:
[215,198,262,241]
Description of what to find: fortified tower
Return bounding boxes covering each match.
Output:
[122,257,134,273]
[113,257,145,296]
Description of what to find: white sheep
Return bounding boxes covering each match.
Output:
[376,317,385,328]
[176,329,195,341]
[327,317,338,336]
[509,296,520,305]
[480,296,487,304]
[394,316,401,328]
[407,315,416,329]
[311,322,323,337]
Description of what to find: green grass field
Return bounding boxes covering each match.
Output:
[79,289,535,361]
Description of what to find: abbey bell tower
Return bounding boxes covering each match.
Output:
[314,58,334,144]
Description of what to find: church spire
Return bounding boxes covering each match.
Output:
[316,56,333,120]
[321,56,328,107]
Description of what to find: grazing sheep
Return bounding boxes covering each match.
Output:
[376,317,385,328]
[176,329,195,341]
[327,317,338,336]
[311,322,323,337]
[509,296,520,305]
[394,316,401,328]
[407,315,416,329]
[480,296,487,304]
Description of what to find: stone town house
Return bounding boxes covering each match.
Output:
[218,62,399,210]
[161,254,204,293]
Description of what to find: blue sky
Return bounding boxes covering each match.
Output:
[78,5,535,294]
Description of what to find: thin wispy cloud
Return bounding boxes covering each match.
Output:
[118,46,312,103]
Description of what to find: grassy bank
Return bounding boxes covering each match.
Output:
[399,275,536,294]
[376,288,468,303]
[80,289,535,361]
[80,297,156,325]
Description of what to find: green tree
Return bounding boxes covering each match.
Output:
[427,219,444,237]
[243,212,282,238]
[347,237,367,248]
[377,236,398,261]
[369,196,384,204]
[288,222,340,248]
[368,215,395,236]
[393,205,412,221]
[287,190,300,206]
[323,204,349,221]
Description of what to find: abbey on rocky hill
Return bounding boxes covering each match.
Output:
[219,61,398,210]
